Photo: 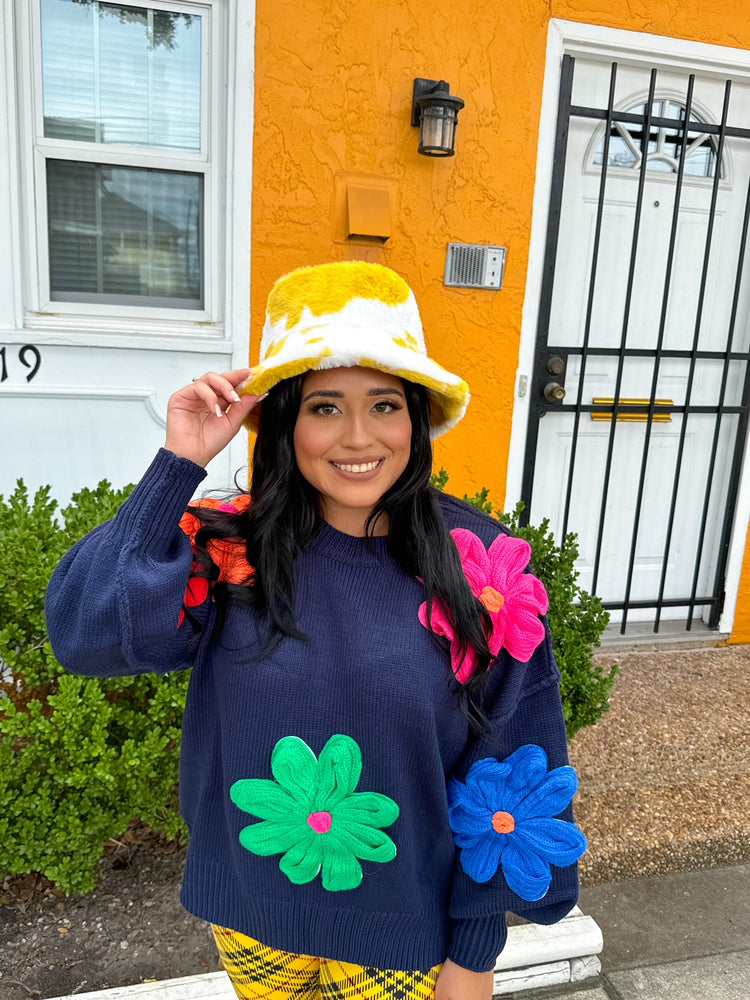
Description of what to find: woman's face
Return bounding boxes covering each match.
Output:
[293,366,412,536]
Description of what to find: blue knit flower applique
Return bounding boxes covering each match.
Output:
[230,734,400,892]
[447,744,587,900]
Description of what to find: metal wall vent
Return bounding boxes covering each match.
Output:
[444,243,506,289]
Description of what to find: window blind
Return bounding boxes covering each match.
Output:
[40,0,206,308]
[41,0,201,150]
[47,159,203,307]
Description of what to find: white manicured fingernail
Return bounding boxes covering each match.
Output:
[215,404,223,418]
[231,391,241,403]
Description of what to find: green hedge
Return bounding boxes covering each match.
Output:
[0,479,189,894]
[1,474,616,895]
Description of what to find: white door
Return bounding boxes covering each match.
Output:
[1,342,241,503]
[526,55,750,628]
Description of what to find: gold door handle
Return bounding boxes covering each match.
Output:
[544,382,566,402]
[591,397,673,422]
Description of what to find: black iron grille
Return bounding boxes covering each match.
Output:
[521,55,750,634]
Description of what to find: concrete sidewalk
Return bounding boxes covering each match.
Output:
[522,864,750,999]
[51,864,750,1000]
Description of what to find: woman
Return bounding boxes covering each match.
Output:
[46,262,586,1000]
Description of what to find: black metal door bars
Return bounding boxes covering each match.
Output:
[521,54,750,634]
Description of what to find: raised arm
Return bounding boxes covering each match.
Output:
[46,369,264,677]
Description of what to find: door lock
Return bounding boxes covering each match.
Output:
[544,382,566,403]
[546,356,565,376]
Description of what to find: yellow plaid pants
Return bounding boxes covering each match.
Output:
[212,925,442,1000]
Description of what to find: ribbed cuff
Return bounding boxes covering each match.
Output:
[117,448,207,556]
[447,913,508,972]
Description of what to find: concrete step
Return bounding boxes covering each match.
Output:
[49,908,604,1000]
[494,907,602,995]
[49,973,235,1000]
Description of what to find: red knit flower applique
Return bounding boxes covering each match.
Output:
[418,529,549,681]
[177,558,210,627]
[176,496,253,628]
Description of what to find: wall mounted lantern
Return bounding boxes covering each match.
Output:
[411,78,465,157]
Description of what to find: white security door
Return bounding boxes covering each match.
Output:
[523,54,750,631]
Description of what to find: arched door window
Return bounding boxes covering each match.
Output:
[591,97,723,178]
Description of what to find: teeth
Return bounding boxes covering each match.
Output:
[334,461,380,473]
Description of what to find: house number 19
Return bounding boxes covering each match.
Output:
[0,345,42,383]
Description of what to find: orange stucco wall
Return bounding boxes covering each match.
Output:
[250,0,750,638]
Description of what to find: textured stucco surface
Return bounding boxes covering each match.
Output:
[732,540,750,642]
[250,0,750,638]
[251,0,548,499]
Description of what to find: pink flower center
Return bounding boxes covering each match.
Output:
[307,810,332,834]
[480,586,505,613]
[492,810,515,834]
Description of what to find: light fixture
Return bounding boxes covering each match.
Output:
[411,78,465,157]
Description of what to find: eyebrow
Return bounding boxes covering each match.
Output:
[302,387,406,402]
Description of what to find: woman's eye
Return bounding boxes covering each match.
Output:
[373,401,396,413]
[314,403,338,415]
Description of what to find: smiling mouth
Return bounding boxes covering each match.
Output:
[331,460,383,473]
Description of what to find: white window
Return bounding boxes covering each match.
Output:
[18,0,226,330]
[1,0,252,504]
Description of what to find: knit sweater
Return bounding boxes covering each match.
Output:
[45,448,582,973]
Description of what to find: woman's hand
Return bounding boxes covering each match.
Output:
[165,369,264,468]
[434,958,494,1000]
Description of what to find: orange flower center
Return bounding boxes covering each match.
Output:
[480,586,505,613]
[491,811,515,834]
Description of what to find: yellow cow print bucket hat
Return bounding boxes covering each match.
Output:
[238,261,470,437]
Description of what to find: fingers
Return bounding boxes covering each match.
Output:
[205,367,254,387]
[187,370,264,419]
[190,371,243,418]
[166,369,266,466]
[224,391,267,430]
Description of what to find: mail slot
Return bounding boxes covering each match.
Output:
[591,398,674,422]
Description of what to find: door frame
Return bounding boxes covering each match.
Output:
[506,18,750,636]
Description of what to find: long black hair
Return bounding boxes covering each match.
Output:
[189,372,495,732]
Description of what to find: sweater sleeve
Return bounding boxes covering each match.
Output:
[445,625,585,973]
[45,448,213,678]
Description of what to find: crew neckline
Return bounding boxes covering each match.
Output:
[308,520,393,566]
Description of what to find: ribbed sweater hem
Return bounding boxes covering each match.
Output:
[447,913,508,972]
[180,858,449,971]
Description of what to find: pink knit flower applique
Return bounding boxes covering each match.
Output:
[418,529,549,681]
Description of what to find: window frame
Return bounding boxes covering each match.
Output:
[587,91,726,182]
[17,0,229,341]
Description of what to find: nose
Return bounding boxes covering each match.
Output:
[339,411,373,449]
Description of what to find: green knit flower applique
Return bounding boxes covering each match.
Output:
[229,734,400,892]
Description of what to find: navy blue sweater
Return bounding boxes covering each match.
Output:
[45,448,580,972]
